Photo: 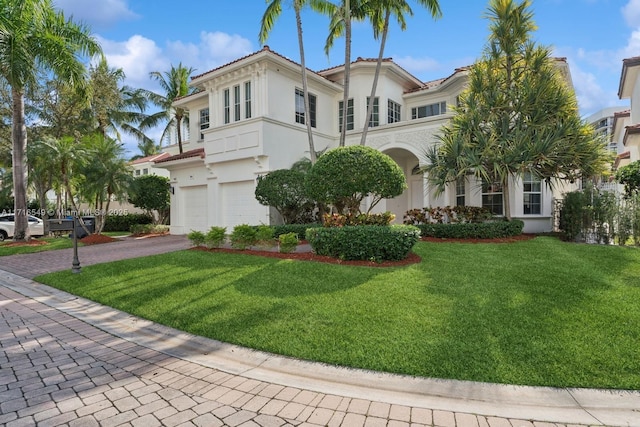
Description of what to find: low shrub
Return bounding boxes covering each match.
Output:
[131,224,169,235]
[230,224,257,250]
[323,211,395,227]
[272,223,322,240]
[255,225,276,249]
[415,219,524,239]
[306,225,420,261]
[278,232,299,253]
[187,230,206,247]
[404,206,493,225]
[205,226,226,248]
[103,213,152,232]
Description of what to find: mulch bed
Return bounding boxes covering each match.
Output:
[1,240,48,247]
[80,234,118,245]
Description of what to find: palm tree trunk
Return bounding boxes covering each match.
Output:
[176,115,184,154]
[503,178,511,220]
[339,0,351,147]
[295,2,316,163]
[361,9,390,146]
[11,87,29,241]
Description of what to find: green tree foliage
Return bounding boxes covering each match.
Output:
[305,145,406,214]
[128,175,171,225]
[255,169,314,224]
[422,0,608,220]
[139,63,195,154]
[615,160,640,198]
[0,0,101,240]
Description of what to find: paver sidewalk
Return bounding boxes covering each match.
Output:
[1,235,639,426]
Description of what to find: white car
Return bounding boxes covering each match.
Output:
[0,214,44,241]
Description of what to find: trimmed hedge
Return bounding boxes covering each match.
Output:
[272,223,322,240]
[103,213,152,232]
[416,220,524,239]
[305,225,420,261]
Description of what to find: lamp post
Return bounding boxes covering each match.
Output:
[72,214,81,273]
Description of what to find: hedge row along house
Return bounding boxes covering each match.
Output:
[155,46,576,234]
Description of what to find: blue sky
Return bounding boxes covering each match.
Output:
[53,0,640,154]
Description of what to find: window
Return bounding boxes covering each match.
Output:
[143,168,149,175]
[338,98,354,131]
[135,169,141,176]
[244,81,252,119]
[295,88,316,127]
[223,88,230,124]
[411,101,447,119]
[455,178,465,207]
[233,85,241,121]
[523,172,542,214]
[388,99,401,124]
[199,108,209,140]
[482,179,503,215]
[367,97,379,128]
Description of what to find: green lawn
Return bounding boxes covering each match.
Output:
[35,237,640,389]
[0,237,76,255]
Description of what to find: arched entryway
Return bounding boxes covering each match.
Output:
[373,147,425,223]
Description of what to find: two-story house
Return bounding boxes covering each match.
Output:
[156,46,569,234]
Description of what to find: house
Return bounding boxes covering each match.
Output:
[155,46,574,234]
[616,56,640,169]
[130,152,171,179]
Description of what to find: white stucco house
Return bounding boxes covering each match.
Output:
[156,46,574,234]
[616,56,640,170]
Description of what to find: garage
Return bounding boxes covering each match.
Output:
[220,180,264,228]
[182,185,208,232]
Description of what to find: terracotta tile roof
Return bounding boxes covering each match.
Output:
[614,109,631,118]
[154,147,205,164]
[130,152,171,165]
[614,151,631,169]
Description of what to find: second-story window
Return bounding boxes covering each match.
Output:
[244,81,252,119]
[411,101,447,119]
[388,99,401,124]
[233,85,241,121]
[367,97,379,128]
[223,88,230,124]
[295,88,316,128]
[338,98,354,131]
[199,108,209,140]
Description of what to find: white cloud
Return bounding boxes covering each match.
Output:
[54,0,138,28]
[97,35,168,90]
[394,55,441,76]
[622,0,640,27]
[166,31,254,75]
[567,62,625,116]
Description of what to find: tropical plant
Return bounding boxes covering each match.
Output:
[305,145,406,215]
[128,174,171,225]
[0,0,101,240]
[260,0,321,163]
[360,0,441,145]
[422,0,608,220]
[139,63,195,154]
[255,169,315,224]
[615,160,640,198]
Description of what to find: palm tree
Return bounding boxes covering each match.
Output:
[88,58,153,153]
[360,0,441,145]
[139,63,195,154]
[0,0,101,241]
[260,0,324,163]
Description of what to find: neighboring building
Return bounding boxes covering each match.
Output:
[586,106,629,154]
[617,56,640,170]
[130,152,171,179]
[156,46,575,234]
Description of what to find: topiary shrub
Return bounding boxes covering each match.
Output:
[416,219,524,239]
[306,225,420,261]
[255,169,317,224]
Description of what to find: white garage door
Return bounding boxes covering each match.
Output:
[183,185,208,232]
[221,181,263,228]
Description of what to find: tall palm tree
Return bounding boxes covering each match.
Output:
[360,0,441,145]
[260,0,325,163]
[139,63,195,154]
[0,0,101,241]
[88,58,152,152]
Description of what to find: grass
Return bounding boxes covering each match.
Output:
[35,237,640,389]
[0,237,76,255]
